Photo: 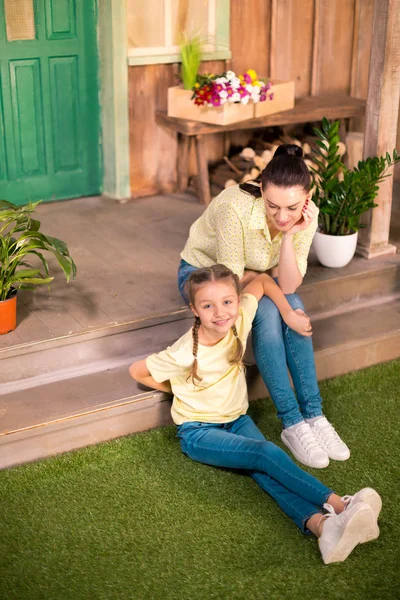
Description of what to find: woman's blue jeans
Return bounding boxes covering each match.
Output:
[177,415,333,532]
[177,259,324,428]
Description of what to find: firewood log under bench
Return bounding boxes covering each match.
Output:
[156,94,366,206]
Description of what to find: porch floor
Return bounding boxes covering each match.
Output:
[1,184,400,350]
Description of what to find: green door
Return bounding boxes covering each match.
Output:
[0,0,100,205]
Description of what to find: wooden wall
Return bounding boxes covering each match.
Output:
[127,0,399,197]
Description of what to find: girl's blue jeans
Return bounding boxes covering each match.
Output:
[177,415,333,532]
[178,259,324,429]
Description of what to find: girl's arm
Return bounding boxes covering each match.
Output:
[243,274,312,336]
[129,359,172,393]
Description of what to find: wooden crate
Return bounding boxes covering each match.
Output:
[167,86,253,125]
[254,80,295,118]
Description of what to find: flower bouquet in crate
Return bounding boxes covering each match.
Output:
[168,68,273,125]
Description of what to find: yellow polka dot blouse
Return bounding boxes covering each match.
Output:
[181,185,319,279]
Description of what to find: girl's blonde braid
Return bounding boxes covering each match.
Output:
[186,316,203,384]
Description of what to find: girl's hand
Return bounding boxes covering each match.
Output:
[283,308,313,336]
[285,199,317,236]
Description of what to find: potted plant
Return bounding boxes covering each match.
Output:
[167,33,290,125]
[311,118,400,268]
[0,199,76,334]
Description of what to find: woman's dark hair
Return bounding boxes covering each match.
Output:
[239,144,311,198]
[185,264,243,386]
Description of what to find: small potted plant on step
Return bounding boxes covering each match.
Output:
[0,199,76,334]
[310,118,400,268]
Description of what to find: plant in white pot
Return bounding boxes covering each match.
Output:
[311,118,399,268]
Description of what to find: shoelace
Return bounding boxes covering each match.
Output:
[296,424,322,454]
[317,503,337,528]
[314,420,343,448]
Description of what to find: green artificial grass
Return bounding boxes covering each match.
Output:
[1,359,399,600]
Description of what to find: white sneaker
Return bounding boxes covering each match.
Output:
[308,417,350,461]
[319,502,377,564]
[281,422,329,468]
[342,488,382,542]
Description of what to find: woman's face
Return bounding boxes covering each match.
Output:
[262,184,310,233]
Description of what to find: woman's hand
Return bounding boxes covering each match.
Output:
[284,199,317,237]
[282,308,313,336]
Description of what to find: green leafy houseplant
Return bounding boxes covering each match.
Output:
[311,118,400,236]
[0,199,76,303]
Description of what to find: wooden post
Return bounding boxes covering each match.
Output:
[357,0,400,259]
[195,135,211,206]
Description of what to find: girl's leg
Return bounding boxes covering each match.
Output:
[251,295,323,429]
[178,417,333,532]
[229,415,327,532]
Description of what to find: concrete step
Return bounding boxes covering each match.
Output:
[301,252,400,316]
[2,254,399,396]
[0,309,192,395]
[1,296,399,470]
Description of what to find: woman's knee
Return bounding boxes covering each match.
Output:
[253,296,281,328]
[285,292,305,312]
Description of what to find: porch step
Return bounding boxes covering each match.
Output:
[1,296,399,469]
[1,253,399,396]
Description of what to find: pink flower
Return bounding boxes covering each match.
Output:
[268,92,274,100]
[243,73,252,84]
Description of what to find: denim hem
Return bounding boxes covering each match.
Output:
[302,509,322,535]
[282,415,305,429]
[303,410,324,420]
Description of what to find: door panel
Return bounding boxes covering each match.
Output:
[0,0,100,205]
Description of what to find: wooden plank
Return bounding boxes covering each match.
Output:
[311,0,321,95]
[230,0,270,75]
[312,0,355,95]
[271,0,315,98]
[358,0,400,258]
[350,0,375,131]
[156,95,366,136]
[194,135,211,206]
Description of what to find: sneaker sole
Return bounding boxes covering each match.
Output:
[280,434,329,469]
[321,505,376,564]
[358,490,382,542]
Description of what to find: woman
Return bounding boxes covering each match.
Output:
[178,144,350,469]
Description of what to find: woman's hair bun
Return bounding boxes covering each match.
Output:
[274,143,303,158]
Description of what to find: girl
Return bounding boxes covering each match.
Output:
[130,265,381,565]
[178,144,350,469]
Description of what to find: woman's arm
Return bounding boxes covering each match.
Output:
[277,201,317,293]
[129,359,172,393]
[277,233,303,293]
[243,274,312,336]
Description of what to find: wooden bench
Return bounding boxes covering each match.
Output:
[156,94,366,206]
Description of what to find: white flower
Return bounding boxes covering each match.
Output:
[241,96,250,104]
[225,70,236,80]
[230,92,241,102]
[215,77,227,85]
[219,90,228,98]
[245,84,254,93]
[231,77,241,89]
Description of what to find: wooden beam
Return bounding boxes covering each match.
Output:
[357,0,400,259]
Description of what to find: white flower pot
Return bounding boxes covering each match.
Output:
[313,230,358,268]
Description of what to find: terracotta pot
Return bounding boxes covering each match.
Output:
[313,230,358,268]
[0,290,17,335]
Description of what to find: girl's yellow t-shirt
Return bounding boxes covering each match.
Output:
[145,293,258,425]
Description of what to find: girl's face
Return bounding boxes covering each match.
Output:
[262,184,310,233]
[191,279,240,341]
